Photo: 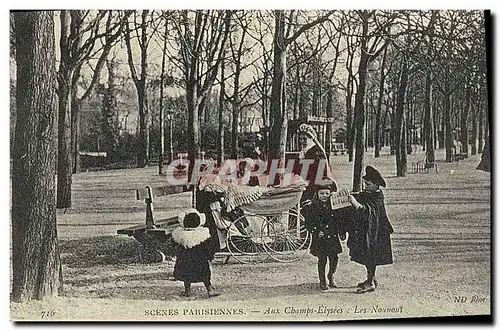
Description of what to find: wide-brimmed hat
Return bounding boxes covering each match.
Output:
[362,165,386,188]
[298,124,317,140]
[178,209,206,229]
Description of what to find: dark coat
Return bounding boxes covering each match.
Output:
[303,198,346,257]
[172,228,215,283]
[293,145,329,201]
[195,190,224,252]
[346,190,394,266]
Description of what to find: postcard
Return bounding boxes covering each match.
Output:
[9,9,491,322]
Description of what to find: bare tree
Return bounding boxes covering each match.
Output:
[349,10,394,191]
[12,11,61,301]
[71,11,130,174]
[218,57,226,166]
[56,10,128,207]
[158,15,169,174]
[172,10,233,180]
[421,11,438,168]
[125,10,153,168]
[374,46,389,158]
[268,10,333,180]
[225,12,252,158]
[432,11,473,162]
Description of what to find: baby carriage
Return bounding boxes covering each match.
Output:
[197,174,312,264]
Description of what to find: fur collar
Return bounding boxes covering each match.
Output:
[172,227,211,248]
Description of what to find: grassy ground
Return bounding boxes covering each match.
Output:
[10,147,491,322]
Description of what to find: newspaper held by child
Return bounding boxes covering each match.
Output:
[329,187,351,210]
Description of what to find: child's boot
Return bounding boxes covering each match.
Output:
[327,257,338,288]
[327,274,337,288]
[181,281,192,297]
[318,269,328,290]
[356,266,376,293]
[205,282,220,298]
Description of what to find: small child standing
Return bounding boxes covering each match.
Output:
[172,209,220,298]
[347,165,394,294]
[303,180,346,290]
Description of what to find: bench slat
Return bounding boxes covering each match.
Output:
[117,216,179,236]
[136,184,191,200]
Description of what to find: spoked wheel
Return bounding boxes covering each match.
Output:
[263,210,311,263]
[227,214,271,264]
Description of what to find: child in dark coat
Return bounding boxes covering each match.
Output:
[347,165,394,294]
[303,180,346,290]
[172,209,220,298]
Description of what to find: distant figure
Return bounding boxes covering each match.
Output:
[347,166,394,294]
[240,134,264,186]
[302,179,346,290]
[172,209,220,298]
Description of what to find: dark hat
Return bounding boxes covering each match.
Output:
[314,177,338,192]
[362,165,386,188]
[179,209,206,229]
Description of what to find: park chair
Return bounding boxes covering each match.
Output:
[331,143,347,156]
[411,155,438,174]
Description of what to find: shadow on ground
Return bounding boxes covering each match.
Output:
[59,236,175,267]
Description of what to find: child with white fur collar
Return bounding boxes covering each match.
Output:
[172,209,220,298]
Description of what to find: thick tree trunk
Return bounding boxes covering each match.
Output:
[478,100,483,152]
[476,134,490,172]
[374,106,382,157]
[12,11,62,302]
[325,89,333,159]
[433,98,438,151]
[312,66,320,117]
[125,10,150,168]
[374,47,387,158]
[269,11,287,171]
[423,70,435,165]
[438,98,445,150]
[346,74,354,162]
[56,68,73,208]
[71,100,81,174]
[69,11,83,175]
[460,85,471,155]
[444,93,453,162]
[159,20,168,174]
[394,56,409,177]
[389,101,395,155]
[293,61,300,119]
[352,43,369,191]
[299,85,306,119]
[137,87,149,167]
[218,60,225,166]
[56,11,73,208]
[186,78,201,182]
[261,77,270,161]
[231,101,239,159]
[471,107,477,155]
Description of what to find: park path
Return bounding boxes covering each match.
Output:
[12,148,490,321]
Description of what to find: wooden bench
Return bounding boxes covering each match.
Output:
[453,153,468,161]
[332,149,347,156]
[117,184,192,263]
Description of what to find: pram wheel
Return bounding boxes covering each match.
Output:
[226,214,270,264]
[262,210,311,262]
